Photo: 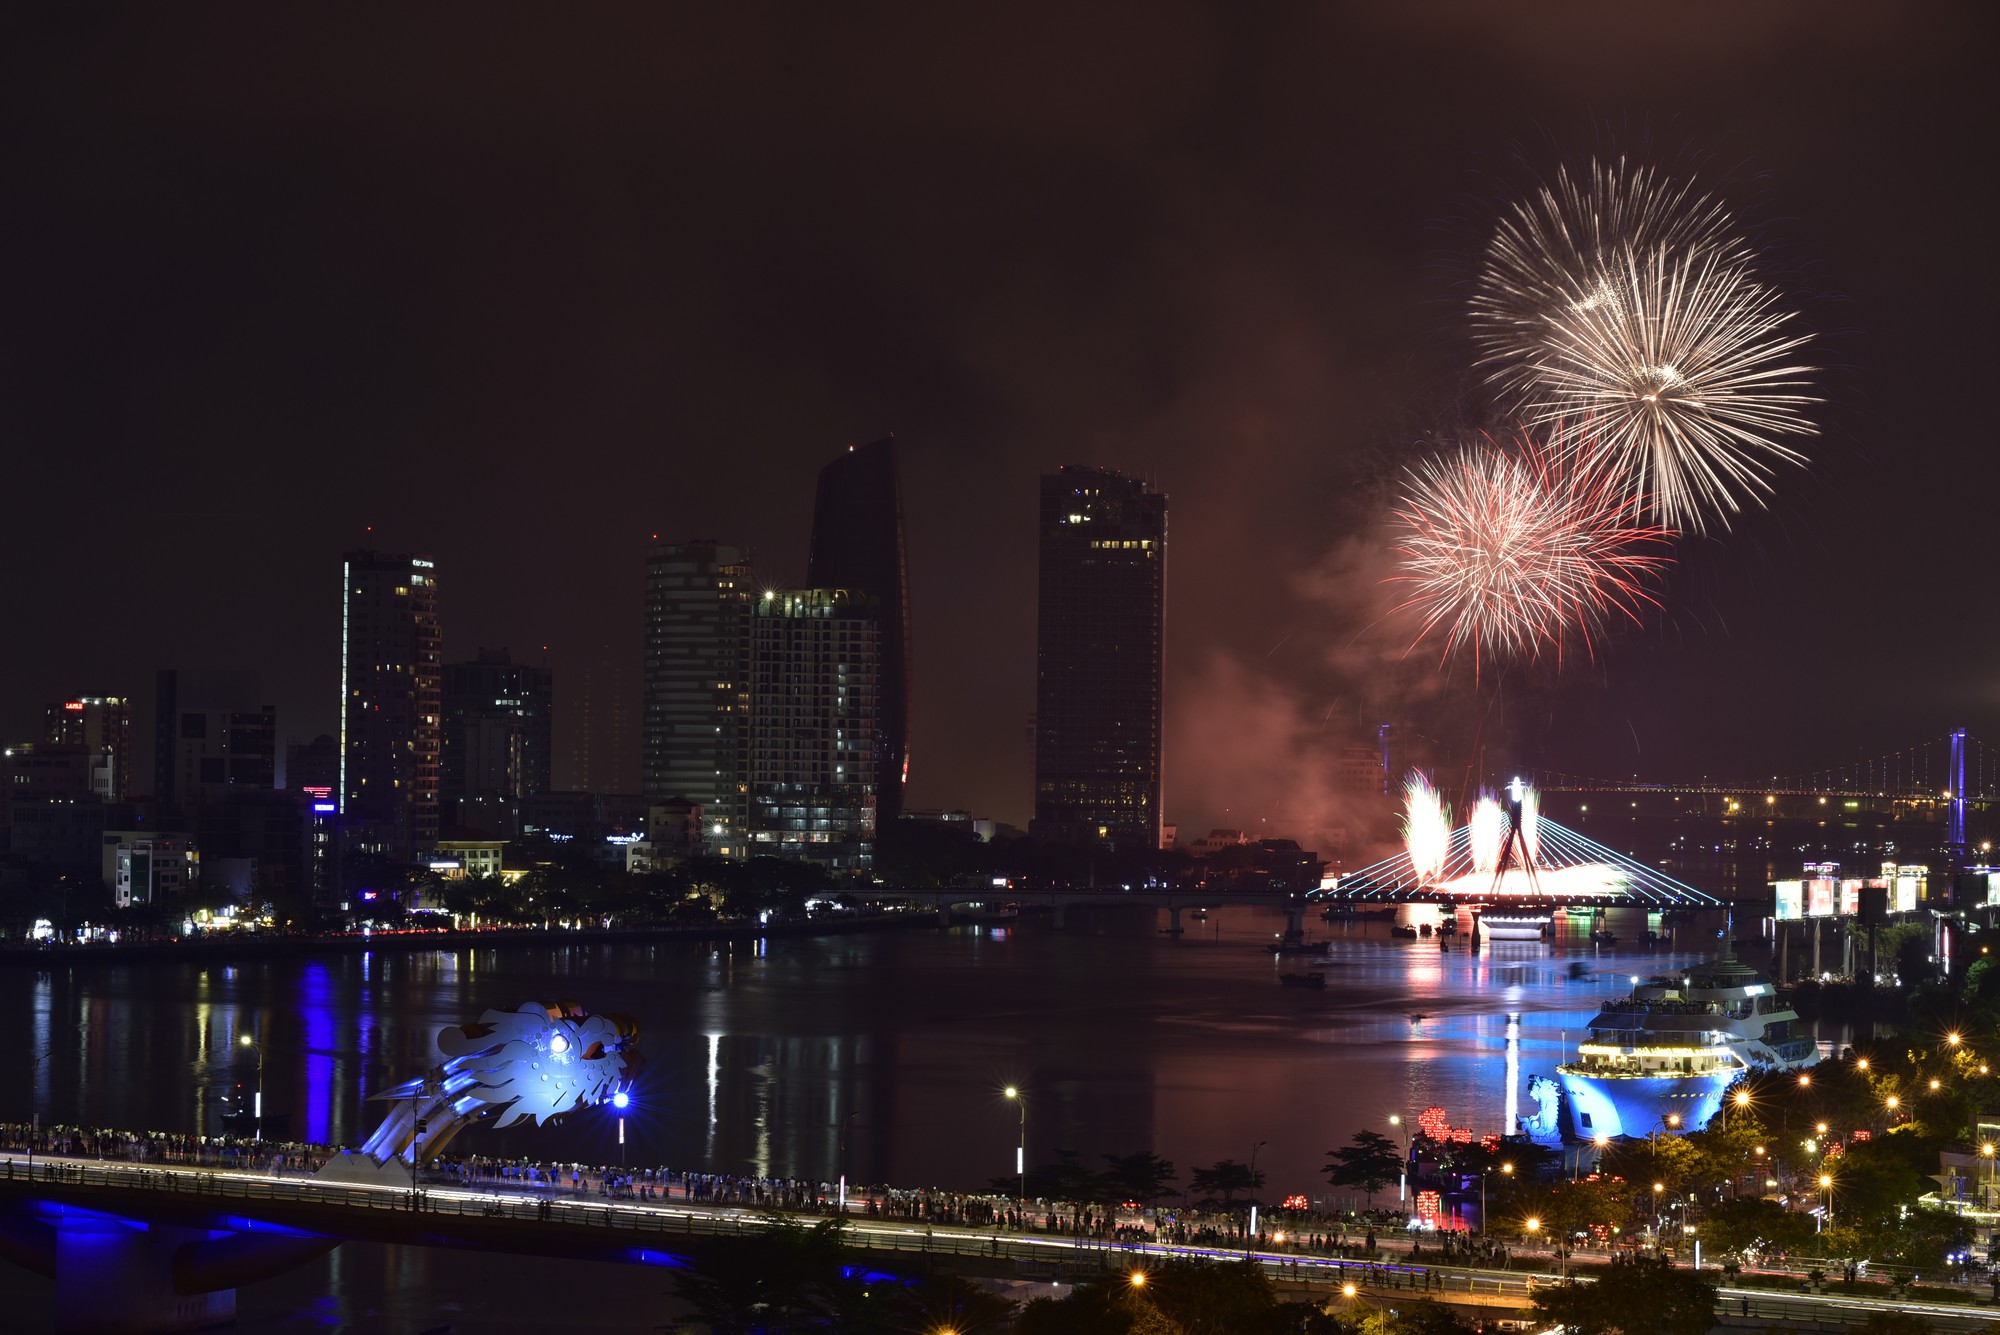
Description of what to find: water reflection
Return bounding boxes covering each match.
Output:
[0,907,1747,1198]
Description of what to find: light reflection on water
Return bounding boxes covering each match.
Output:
[0,906,1748,1202]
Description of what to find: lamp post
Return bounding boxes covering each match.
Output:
[837,1110,861,1213]
[1982,1143,1995,1208]
[1818,1173,1834,1232]
[1389,1115,1409,1203]
[1248,1139,1268,1251]
[1481,1161,1513,1234]
[238,1033,265,1142]
[612,1089,630,1166]
[1578,1134,1607,1181]
[1004,1087,1025,1216]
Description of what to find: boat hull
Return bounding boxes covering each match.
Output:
[1558,1067,1733,1140]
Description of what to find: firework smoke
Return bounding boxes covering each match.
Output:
[1390,428,1673,671]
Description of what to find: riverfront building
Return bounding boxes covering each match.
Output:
[44,694,134,801]
[747,588,880,870]
[339,550,443,862]
[1031,465,1167,852]
[641,541,754,857]
[807,437,911,823]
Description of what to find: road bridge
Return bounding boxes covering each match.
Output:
[897,885,1308,935]
[3,1153,1994,1332]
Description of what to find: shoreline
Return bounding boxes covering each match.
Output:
[0,909,940,970]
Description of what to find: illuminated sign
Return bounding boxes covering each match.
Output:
[311,802,337,814]
[1773,880,1803,921]
[303,785,333,800]
[62,701,85,712]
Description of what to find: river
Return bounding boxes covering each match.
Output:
[0,903,1751,1326]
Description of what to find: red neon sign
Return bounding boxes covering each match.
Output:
[62,701,85,712]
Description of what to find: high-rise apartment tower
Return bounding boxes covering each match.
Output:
[747,588,880,870]
[1031,466,1167,851]
[642,541,753,856]
[339,550,442,861]
[441,647,553,816]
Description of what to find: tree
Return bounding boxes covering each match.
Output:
[1531,1253,1717,1335]
[1145,1257,1279,1335]
[1384,1299,1476,1335]
[670,1216,847,1333]
[1325,1131,1404,1208]
[1190,1159,1265,1210]
[1699,1197,1816,1261]
[1102,1150,1179,1207]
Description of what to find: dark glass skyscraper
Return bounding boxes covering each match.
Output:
[807,437,910,824]
[340,550,442,861]
[1032,466,1167,851]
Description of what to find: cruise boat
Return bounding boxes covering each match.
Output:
[1475,911,1551,942]
[1557,953,1816,1139]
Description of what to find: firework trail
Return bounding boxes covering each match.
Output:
[1390,428,1674,672]
[1471,158,1817,532]
[1403,774,1451,885]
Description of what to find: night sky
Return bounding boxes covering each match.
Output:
[3,4,1994,838]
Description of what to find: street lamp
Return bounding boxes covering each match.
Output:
[611,1088,630,1166]
[1983,1143,1996,1206]
[1818,1173,1834,1231]
[1003,1087,1026,1214]
[1579,1133,1607,1180]
[238,1034,265,1142]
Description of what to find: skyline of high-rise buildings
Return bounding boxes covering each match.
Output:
[1031,465,1167,853]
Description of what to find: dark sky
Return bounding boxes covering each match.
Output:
[3,3,1994,835]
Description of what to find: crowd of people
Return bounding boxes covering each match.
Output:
[0,1119,1530,1271]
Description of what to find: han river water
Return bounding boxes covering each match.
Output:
[0,904,1761,1329]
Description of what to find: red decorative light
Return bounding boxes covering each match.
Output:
[1282,1194,1308,1211]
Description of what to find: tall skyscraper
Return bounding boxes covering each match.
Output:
[807,437,911,823]
[747,588,879,870]
[45,695,133,801]
[642,541,753,856]
[340,550,442,861]
[1031,465,1167,851]
[441,647,553,820]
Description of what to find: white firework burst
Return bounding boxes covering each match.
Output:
[1471,158,1817,532]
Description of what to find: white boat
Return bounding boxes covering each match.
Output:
[1558,952,1816,1139]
